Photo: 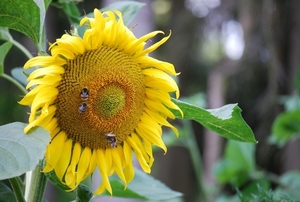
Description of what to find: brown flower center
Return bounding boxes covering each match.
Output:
[55,46,145,149]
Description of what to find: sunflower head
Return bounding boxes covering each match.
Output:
[19,8,182,195]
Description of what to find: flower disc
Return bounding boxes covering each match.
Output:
[56,46,144,149]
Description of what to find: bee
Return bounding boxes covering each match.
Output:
[80,88,89,100]
[105,132,117,148]
[78,103,88,113]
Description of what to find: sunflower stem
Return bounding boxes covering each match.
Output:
[9,177,26,202]
[11,38,33,59]
[183,120,208,202]
[27,161,48,202]
[0,73,27,95]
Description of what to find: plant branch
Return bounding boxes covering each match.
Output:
[11,39,33,59]
[26,161,48,202]
[0,73,27,95]
[9,177,26,202]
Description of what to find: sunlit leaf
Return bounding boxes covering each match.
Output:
[0,0,41,46]
[172,99,257,143]
[0,122,50,180]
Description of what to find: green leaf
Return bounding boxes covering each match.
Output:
[101,1,146,26]
[0,0,41,46]
[172,99,257,143]
[62,3,81,24]
[0,122,50,180]
[44,169,70,192]
[240,179,270,198]
[44,0,52,10]
[270,110,300,147]
[0,41,12,74]
[51,1,81,24]
[0,181,17,202]
[213,140,256,187]
[101,169,182,200]
[75,184,93,202]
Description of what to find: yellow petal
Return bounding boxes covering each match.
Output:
[111,149,126,186]
[143,68,179,98]
[65,142,81,187]
[54,138,73,182]
[122,141,135,183]
[19,85,42,106]
[26,75,61,89]
[50,34,85,57]
[136,122,167,154]
[143,139,154,167]
[138,56,178,75]
[126,135,150,173]
[144,76,179,96]
[77,147,91,184]
[134,31,171,58]
[43,132,67,172]
[126,31,163,55]
[24,56,65,69]
[144,99,175,119]
[24,103,52,133]
[145,108,178,136]
[29,86,58,123]
[131,133,150,163]
[27,65,65,81]
[145,88,182,116]
[83,149,97,179]
[94,149,112,195]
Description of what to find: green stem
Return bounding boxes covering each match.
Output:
[11,39,33,59]
[0,73,27,95]
[38,25,47,52]
[9,177,26,202]
[183,120,207,202]
[27,162,48,202]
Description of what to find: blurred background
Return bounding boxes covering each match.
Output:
[1,0,300,201]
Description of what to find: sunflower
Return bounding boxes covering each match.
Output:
[19,8,182,195]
